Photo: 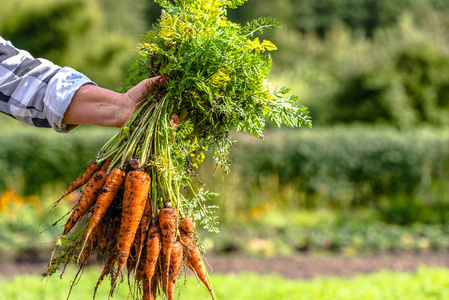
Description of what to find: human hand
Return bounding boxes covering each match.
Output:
[170,114,182,127]
[118,76,163,126]
[63,76,162,128]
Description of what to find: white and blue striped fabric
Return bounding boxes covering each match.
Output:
[0,36,96,132]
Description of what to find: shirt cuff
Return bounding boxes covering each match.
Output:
[43,66,97,132]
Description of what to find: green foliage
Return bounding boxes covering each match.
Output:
[120,0,310,171]
[184,188,220,233]
[222,126,449,210]
[0,187,71,263]
[228,0,449,37]
[0,125,115,195]
[2,125,449,259]
[96,0,310,235]
[3,125,449,220]
[2,266,449,300]
[205,209,449,255]
[263,10,449,127]
[0,0,147,89]
[96,0,147,36]
[3,0,449,126]
[331,43,449,128]
[0,0,93,59]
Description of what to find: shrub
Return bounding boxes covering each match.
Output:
[0,0,147,89]
[267,13,449,128]
[196,125,449,226]
[331,43,449,128]
[0,126,115,195]
[224,126,449,209]
[202,209,449,256]
[0,187,72,262]
[228,0,449,37]
[3,125,449,219]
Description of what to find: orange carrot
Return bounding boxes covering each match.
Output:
[94,247,116,298]
[135,249,147,282]
[94,224,119,297]
[150,276,158,300]
[63,171,107,236]
[162,241,183,300]
[99,213,120,256]
[134,199,152,265]
[180,216,195,234]
[127,245,137,275]
[133,224,143,264]
[58,161,100,201]
[99,156,113,173]
[98,223,109,256]
[140,200,153,249]
[181,231,215,299]
[79,221,102,266]
[158,206,177,281]
[93,215,120,298]
[83,168,125,243]
[142,274,159,300]
[112,170,151,291]
[145,224,161,282]
[142,277,151,300]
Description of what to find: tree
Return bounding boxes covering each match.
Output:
[0,0,148,89]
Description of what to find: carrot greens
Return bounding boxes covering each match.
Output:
[44,0,310,299]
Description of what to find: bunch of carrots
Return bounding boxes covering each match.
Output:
[43,1,311,299]
[44,157,214,300]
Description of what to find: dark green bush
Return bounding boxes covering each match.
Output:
[0,127,115,195]
[2,125,449,225]
[0,0,147,89]
[331,43,449,128]
[228,0,449,37]
[204,211,449,256]
[223,126,449,212]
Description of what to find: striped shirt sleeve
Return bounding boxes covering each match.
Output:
[0,36,96,132]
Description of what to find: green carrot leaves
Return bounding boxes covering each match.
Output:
[101,0,311,232]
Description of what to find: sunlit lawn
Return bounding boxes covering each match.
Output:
[1,266,449,299]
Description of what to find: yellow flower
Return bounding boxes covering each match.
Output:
[148,155,176,178]
[0,189,27,211]
[190,0,224,18]
[135,42,152,51]
[189,138,207,168]
[191,151,206,169]
[28,195,39,206]
[158,11,179,41]
[210,68,231,89]
[248,37,277,53]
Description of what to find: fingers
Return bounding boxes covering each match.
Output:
[122,76,176,128]
[170,115,182,133]
[126,76,162,104]
[170,114,182,127]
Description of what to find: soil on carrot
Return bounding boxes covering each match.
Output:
[1,252,449,280]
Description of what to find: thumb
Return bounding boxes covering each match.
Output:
[125,76,161,104]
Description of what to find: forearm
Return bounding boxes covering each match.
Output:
[1,36,158,130]
[62,77,156,128]
[62,84,132,128]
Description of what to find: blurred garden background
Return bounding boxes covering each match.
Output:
[2,0,449,299]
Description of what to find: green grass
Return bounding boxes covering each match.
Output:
[1,266,449,299]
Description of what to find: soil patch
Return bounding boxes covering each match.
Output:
[205,252,449,279]
[1,252,448,280]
